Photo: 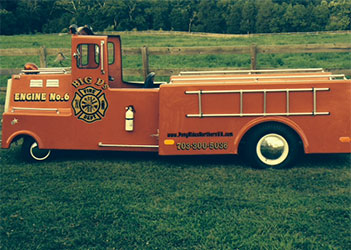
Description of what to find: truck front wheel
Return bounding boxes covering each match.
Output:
[244,124,301,169]
[22,137,51,161]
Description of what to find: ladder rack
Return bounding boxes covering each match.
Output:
[179,68,325,75]
[185,88,330,118]
[171,74,346,84]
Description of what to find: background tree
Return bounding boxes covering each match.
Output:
[256,0,275,33]
[240,0,256,34]
[326,0,351,31]
[0,0,350,35]
[146,0,170,31]
[225,0,242,34]
[268,2,286,33]
[309,1,330,31]
[193,0,226,33]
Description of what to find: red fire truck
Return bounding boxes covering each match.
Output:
[1,32,350,168]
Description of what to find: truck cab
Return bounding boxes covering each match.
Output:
[2,34,160,158]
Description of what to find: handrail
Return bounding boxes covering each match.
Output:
[171,74,346,83]
[22,67,71,74]
[11,107,60,114]
[179,68,325,75]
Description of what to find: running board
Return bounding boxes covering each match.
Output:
[98,142,159,148]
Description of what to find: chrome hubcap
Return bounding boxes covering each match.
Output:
[256,133,289,166]
[30,142,51,161]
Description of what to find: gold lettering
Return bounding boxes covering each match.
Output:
[13,93,47,102]
[20,93,26,101]
[84,76,92,84]
[71,78,85,88]
[49,93,69,102]
[102,83,108,90]
[49,93,56,101]
[26,93,32,101]
[95,78,109,89]
[77,78,84,85]
[72,80,81,88]
[34,93,41,101]
[72,76,108,90]
[95,78,104,86]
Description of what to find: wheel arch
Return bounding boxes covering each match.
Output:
[235,118,309,154]
[6,130,43,148]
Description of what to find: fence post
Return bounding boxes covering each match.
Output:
[39,46,47,68]
[250,44,257,70]
[141,46,149,80]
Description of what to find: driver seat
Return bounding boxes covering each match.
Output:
[144,72,156,88]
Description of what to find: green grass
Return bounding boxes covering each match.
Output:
[117,31,351,47]
[0,55,72,69]
[0,34,72,49]
[257,53,351,70]
[1,32,350,49]
[1,145,350,249]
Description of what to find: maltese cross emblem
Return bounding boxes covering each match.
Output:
[72,86,108,123]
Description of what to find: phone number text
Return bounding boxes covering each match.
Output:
[176,142,228,151]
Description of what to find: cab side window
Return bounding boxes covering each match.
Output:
[76,44,100,69]
[108,42,115,65]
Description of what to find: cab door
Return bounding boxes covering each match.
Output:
[107,35,123,88]
[71,35,109,87]
[70,36,110,124]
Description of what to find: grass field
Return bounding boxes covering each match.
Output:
[1,145,350,249]
[1,31,351,249]
[1,31,351,49]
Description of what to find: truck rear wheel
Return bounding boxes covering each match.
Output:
[244,124,301,169]
[22,137,51,161]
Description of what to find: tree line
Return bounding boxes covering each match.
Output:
[0,0,350,35]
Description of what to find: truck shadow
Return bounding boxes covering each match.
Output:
[53,149,244,168]
[52,150,350,170]
[2,144,349,170]
[296,153,350,169]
